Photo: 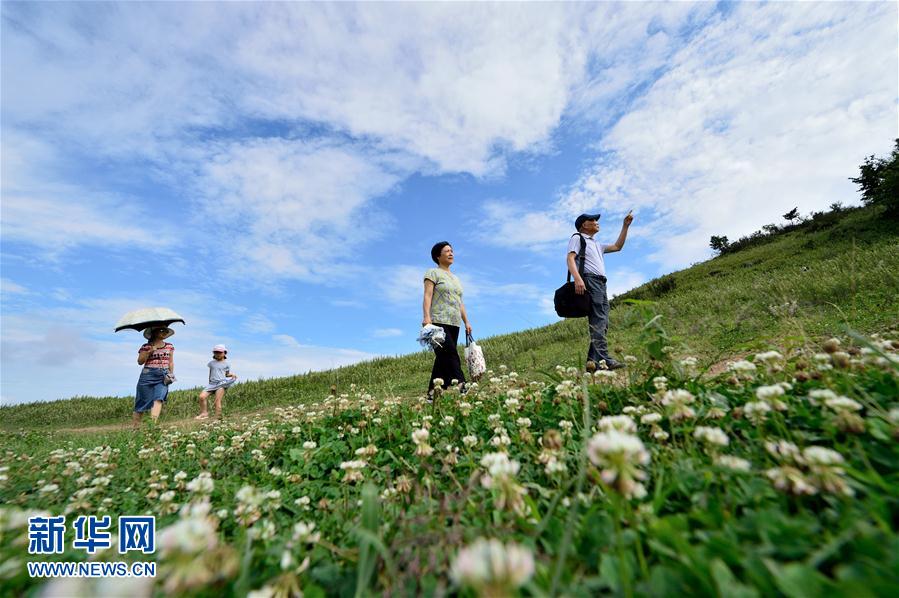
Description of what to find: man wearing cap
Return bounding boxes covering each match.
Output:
[567,211,634,370]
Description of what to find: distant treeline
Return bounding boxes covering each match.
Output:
[710,138,898,256]
[709,202,859,256]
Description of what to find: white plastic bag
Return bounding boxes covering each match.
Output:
[465,333,486,381]
[417,324,446,351]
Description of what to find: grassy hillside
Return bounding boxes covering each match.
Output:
[1,205,897,430]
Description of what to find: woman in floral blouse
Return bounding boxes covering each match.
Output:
[422,241,473,398]
[134,326,175,425]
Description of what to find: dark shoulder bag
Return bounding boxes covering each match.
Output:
[553,233,590,318]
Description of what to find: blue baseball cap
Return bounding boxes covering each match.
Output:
[575,213,601,230]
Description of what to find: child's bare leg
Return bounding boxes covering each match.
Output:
[132,412,142,428]
[150,400,163,421]
[214,388,225,418]
[198,391,209,416]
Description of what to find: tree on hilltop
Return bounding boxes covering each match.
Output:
[851,139,899,218]
[782,207,799,224]
[710,235,729,254]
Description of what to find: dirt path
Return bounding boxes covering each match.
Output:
[55,408,276,434]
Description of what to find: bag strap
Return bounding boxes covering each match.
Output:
[466,331,474,346]
[566,233,587,282]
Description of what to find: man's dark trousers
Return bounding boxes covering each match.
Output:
[584,273,611,365]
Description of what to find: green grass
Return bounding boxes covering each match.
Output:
[2,205,897,431]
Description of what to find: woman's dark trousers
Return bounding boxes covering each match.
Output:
[428,324,466,395]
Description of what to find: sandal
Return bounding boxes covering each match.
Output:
[195,413,209,420]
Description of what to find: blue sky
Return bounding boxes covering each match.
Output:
[2,2,896,405]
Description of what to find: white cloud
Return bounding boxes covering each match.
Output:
[0,2,714,283]
[191,137,405,281]
[379,265,427,306]
[272,334,303,349]
[566,3,897,269]
[0,133,167,254]
[480,3,897,270]
[606,267,649,299]
[242,314,276,334]
[1,278,28,295]
[478,201,571,250]
[372,328,403,338]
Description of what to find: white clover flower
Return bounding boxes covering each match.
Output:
[755,385,785,400]
[824,396,863,412]
[597,415,637,434]
[543,456,568,476]
[587,430,650,499]
[442,416,456,426]
[765,440,802,463]
[651,428,669,441]
[38,483,59,495]
[487,414,502,426]
[640,413,663,425]
[694,426,729,447]
[889,407,899,425]
[624,355,638,364]
[173,471,188,482]
[516,418,532,428]
[661,389,695,405]
[766,466,816,496]
[727,360,757,373]
[450,538,535,593]
[159,490,176,503]
[490,431,511,449]
[264,490,282,509]
[412,428,434,456]
[432,378,444,387]
[292,521,320,543]
[157,514,219,558]
[807,389,837,406]
[714,455,751,472]
[339,460,367,483]
[706,407,728,419]
[355,445,378,458]
[743,401,771,424]
[558,420,573,434]
[652,376,668,391]
[801,446,842,465]
[480,452,521,480]
[186,473,214,494]
[462,435,479,448]
[555,380,578,399]
[803,447,854,497]
[503,397,520,411]
[661,389,696,421]
[754,350,783,363]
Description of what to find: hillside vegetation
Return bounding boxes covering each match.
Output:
[1,204,898,597]
[1,204,897,431]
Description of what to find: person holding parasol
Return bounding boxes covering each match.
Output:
[115,307,185,426]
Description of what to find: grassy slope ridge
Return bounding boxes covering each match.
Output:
[2,206,897,430]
